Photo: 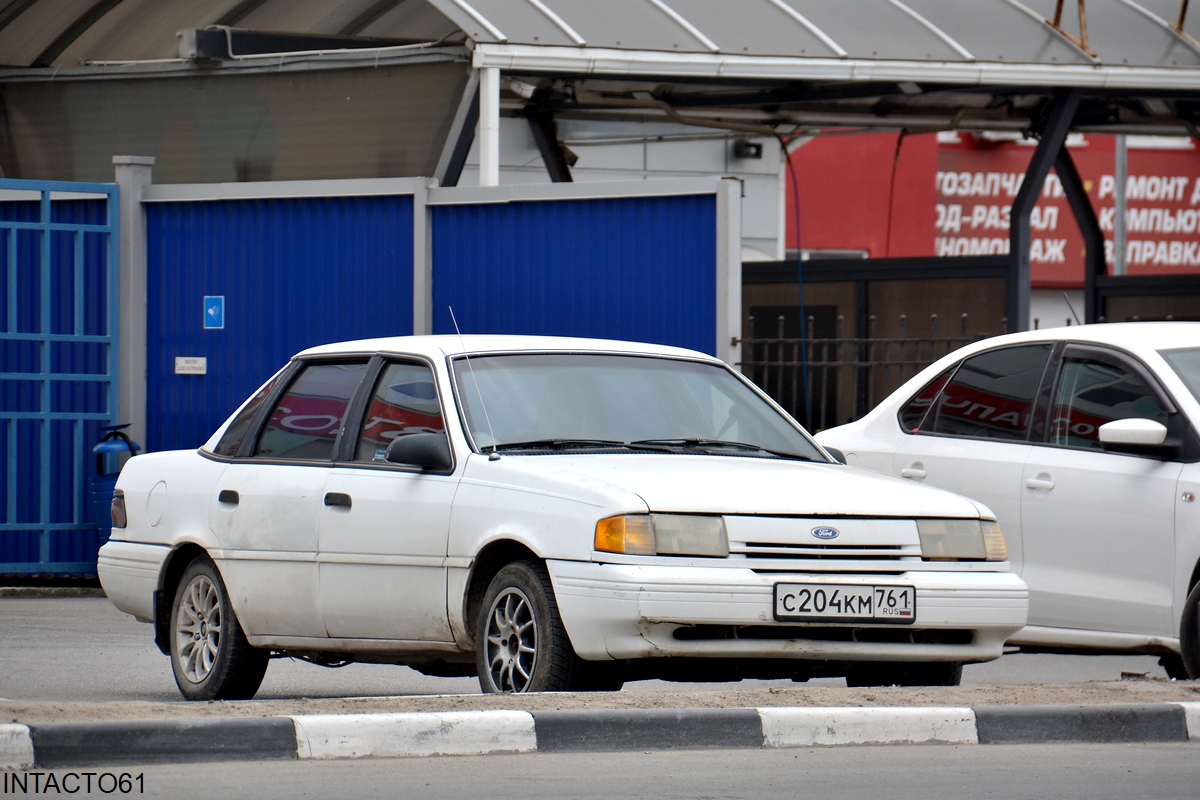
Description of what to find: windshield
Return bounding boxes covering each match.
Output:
[1161,346,1200,403]
[451,353,825,461]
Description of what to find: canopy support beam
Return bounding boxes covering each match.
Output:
[1008,89,1080,331]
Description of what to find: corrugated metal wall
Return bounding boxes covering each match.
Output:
[1,187,118,576]
[145,195,415,452]
[430,194,718,353]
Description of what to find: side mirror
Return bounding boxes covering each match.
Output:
[822,446,848,465]
[1097,418,1177,460]
[385,433,452,471]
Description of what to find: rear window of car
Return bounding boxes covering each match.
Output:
[914,344,1051,441]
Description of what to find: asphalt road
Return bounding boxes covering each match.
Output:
[38,744,1198,800]
[0,597,1173,702]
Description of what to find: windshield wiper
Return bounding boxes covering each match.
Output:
[629,438,818,461]
[489,438,632,452]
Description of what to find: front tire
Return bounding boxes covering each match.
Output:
[1179,581,1200,679]
[476,560,618,693]
[169,556,269,701]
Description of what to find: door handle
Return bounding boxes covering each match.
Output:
[218,490,239,505]
[1024,476,1055,491]
[324,492,352,509]
[900,466,927,480]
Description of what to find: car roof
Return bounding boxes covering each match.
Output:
[294,334,717,362]
[956,321,1200,357]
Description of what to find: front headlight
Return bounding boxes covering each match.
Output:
[917,518,1008,562]
[595,514,729,557]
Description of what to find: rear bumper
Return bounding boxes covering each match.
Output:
[550,560,1029,663]
[97,540,170,623]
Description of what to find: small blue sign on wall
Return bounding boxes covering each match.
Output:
[203,296,225,330]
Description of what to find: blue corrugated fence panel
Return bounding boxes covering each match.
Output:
[146,195,415,453]
[431,194,718,354]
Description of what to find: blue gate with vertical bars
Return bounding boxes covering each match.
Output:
[0,179,119,577]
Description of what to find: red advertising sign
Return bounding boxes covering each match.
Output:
[789,132,1200,288]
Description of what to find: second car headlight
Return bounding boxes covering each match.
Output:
[917,518,1008,562]
[595,514,729,557]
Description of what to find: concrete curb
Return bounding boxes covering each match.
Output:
[2,703,1197,769]
[0,588,105,598]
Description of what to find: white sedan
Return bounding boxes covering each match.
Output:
[816,321,1200,679]
[98,335,1027,699]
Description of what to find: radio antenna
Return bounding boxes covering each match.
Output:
[449,307,499,460]
[1062,292,1083,326]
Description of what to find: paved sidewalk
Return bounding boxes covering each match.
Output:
[3,703,1198,768]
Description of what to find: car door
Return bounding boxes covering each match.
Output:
[1020,345,1182,636]
[892,343,1054,571]
[317,359,458,642]
[209,359,368,638]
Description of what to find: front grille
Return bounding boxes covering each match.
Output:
[737,542,917,561]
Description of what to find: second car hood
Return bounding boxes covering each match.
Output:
[499,453,986,518]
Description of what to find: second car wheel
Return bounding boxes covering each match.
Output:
[1179,580,1200,680]
[476,560,613,693]
[169,555,270,701]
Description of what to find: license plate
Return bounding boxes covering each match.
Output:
[773,583,916,624]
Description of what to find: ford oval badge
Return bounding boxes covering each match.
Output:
[811,526,840,540]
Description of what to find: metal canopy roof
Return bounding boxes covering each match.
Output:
[1,0,1199,136]
[5,1,1199,72]
[443,0,1200,67]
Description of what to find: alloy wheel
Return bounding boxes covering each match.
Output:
[484,587,538,692]
[175,574,224,684]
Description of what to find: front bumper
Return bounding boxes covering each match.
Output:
[550,560,1029,663]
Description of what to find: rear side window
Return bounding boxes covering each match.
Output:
[212,373,281,457]
[1049,355,1167,449]
[255,362,368,460]
[923,344,1051,441]
[898,366,954,432]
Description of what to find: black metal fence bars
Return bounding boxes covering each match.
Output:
[736,313,1003,433]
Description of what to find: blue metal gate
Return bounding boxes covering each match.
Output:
[0,180,119,577]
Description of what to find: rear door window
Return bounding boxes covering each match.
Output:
[923,344,1051,441]
[255,361,368,460]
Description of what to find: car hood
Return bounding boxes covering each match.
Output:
[500,453,986,518]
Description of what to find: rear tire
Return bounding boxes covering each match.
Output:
[169,556,269,701]
[1179,581,1200,680]
[476,560,620,693]
[846,661,963,687]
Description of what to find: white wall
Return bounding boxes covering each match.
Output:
[1030,289,1086,331]
[457,118,783,262]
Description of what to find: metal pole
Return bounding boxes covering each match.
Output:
[113,156,154,451]
[478,67,501,187]
[1113,134,1127,276]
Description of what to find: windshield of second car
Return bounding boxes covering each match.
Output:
[1161,346,1200,403]
[451,353,826,461]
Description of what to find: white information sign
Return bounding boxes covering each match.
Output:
[174,357,208,375]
